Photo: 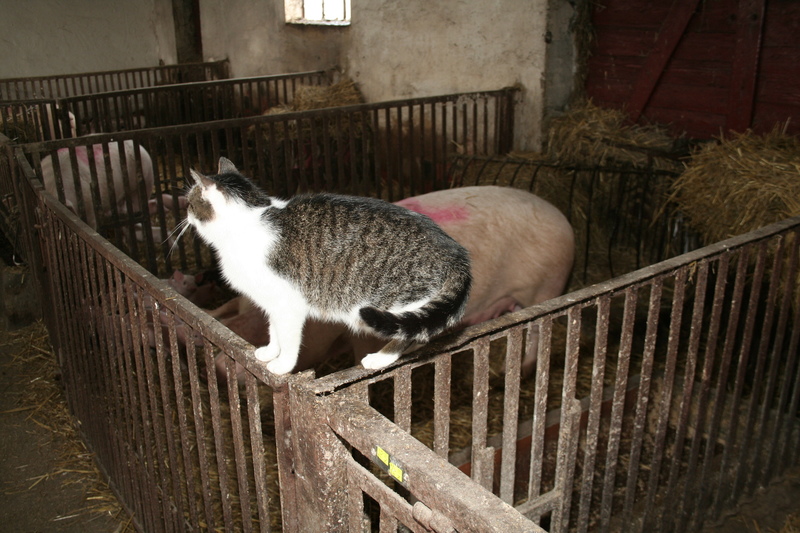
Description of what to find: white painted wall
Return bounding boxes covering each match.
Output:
[343,0,550,150]
[199,0,344,78]
[0,0,570,151]
[0,0,177,78]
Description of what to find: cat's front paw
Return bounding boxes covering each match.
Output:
[266,356,296,375]
[255,343,280,362]
[361,351,400,370]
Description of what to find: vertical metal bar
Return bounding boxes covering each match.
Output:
[184,333,218,530]
[244,373,272,533]
[690,248,750,531]
[433,355,452,459]
[712,242,768,518]
[226,355,255,533]
[148,300,185,531]
[621,280,663,530]
[599,288,640,531]
[528,316,553,524]
[552,398,583,533]
[124,279,162,532]
[642,269,688,531]
[552,306,583,532]
[736,237,786,497]
[771,232,800,480]
[500,326,523,504]
[471,336,493,490]
[576,295,611,533]
[662,262,710,533]
[678,253,731,531]
[204,337,236,530]
[394,365,413,433]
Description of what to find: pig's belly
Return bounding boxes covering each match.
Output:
[461,297,522,326]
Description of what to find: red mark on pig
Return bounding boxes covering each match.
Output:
[397,199,470,225]
[57,146,90,166]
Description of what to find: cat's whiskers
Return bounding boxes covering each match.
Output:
[165,218,191,258]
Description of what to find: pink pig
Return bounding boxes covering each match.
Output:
[167,269,222,308]
[41,141,156,240]
[349,185,575,376]
[207,185,574,381]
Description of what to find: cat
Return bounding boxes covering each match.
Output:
[182,157,471,375]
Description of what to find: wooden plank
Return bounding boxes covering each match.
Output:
[589,56,732,88]
[649,83,730,115]
[593,1,672,28]
[726,0,767,132]
[591,28,660,57]
[627,0,704,122]
[644,106,727,138]
[752,102,800,135]
[762,1,800,46]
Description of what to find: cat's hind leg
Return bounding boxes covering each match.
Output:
[360,338,415,369]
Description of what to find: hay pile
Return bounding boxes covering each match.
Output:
[254,78,367,145]
[292,78,364,111]
[544,100,686,172]
[670,126,800,244]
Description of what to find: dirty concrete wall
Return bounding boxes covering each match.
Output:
[342,0,552,151]
[0,0,177,78]
[199,0,344,78]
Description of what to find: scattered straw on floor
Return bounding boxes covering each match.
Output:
[0,321,133,531]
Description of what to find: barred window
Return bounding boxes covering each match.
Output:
[285,0,350,25]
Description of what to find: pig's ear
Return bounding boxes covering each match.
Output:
[218,157,238,175]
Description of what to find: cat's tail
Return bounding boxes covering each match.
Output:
[359,274,471,342]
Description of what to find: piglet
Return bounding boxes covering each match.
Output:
[167,269,222,308]
[40,141,157,241]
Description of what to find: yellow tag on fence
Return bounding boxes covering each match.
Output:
[373,446,405,484]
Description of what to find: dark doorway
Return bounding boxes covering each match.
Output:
[173,0,203,64]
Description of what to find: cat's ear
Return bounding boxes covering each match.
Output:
[218,157,238,175]
[189,168,206,186]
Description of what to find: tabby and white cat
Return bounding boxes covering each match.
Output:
[183,157,471,375]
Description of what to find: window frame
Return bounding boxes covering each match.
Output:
[285,0,351,26]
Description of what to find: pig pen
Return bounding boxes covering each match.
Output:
[8,85,799,531]
[0,59,230,100]
[10,86,798,531]
[8,88,517,531]
[58,69,334,135]
[0,69,334,263]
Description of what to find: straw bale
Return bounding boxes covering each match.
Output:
[669,125,800,244]
[544,100,686,172]
[292,78,364,111]
[252,78,368,147]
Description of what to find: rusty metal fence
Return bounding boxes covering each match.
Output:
[58,70,333,135]
[0,59,230,100]
[18,88,518,277]
[297,215,800,532]
[0,70,331,259]
[7,81,800,532]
